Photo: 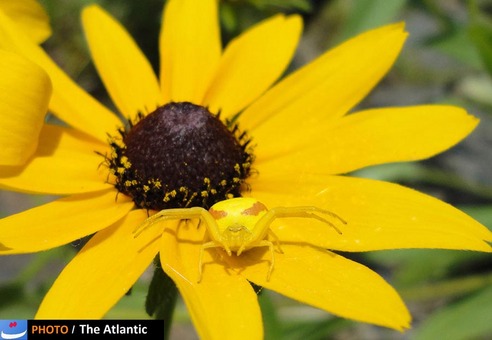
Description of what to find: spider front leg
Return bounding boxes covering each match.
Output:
[269,206,346,232]
[239,205,346,254]
[134,207,227,283]
[133,207,216,237]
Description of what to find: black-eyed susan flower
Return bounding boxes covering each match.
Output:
[0,1,491,339]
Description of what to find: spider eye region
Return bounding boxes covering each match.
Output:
[222,225,253,250]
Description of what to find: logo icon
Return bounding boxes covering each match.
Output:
[0,320,27,340]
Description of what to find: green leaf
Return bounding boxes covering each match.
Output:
[145,260,178,339]
[468,0,492,77]
[365,249,487,288]
[429,28,483,69]
[282,314,350,340]
[469,23,492,76]
[259,291,283,340]
[220,3,238,34]
[414,285,492,340]
[249,0,312,12]
[336,0,408,42]
[0,282,25,310]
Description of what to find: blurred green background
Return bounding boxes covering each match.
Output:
[1,0,492,339]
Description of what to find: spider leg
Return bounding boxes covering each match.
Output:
[197,241,223,283]
[268,229,283,254]
[262,206,346,235]
[243,240,275,281]
[133,207,208,237]
[262,240,275,281]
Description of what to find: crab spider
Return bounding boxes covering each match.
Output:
[134,197,346,282]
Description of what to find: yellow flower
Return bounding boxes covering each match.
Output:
[0,0,51,43]
[0,1,490,339]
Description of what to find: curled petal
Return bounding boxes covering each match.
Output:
[0,50,51,165]
[0,10,120,142]
[0,0,51,43]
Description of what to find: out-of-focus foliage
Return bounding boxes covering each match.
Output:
[469,0,492,77]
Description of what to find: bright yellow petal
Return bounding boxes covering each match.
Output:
[227,245,410,330]
[0,125,112,194]
[203,15,302,118]
[255,105,479,175]
[0,189,134,254]
[36,210,158,318]
[249,173,492,252]
[0,50,51,165]
[82,5,162,117]
[0,10,120,142]
[159,0,221,103]
[159,220,263,340]
[240,23,407,133]
[0,0,51,43]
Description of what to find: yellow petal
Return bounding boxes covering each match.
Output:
[255,105,479,175]
[159,0,221,103]
[159,220,263,340]
[203,15,302,118]
[0,50,51,165]
[229,245,411,330]
[0,0,51,43]
[0,10,120,142]
[36,210,158,318]
[240,23,407,133]
[82,5,162,117]
[0,125,112,194]
[249,173,492,252]
[0,189,133,254]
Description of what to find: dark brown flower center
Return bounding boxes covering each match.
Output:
[105,102,254,210]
